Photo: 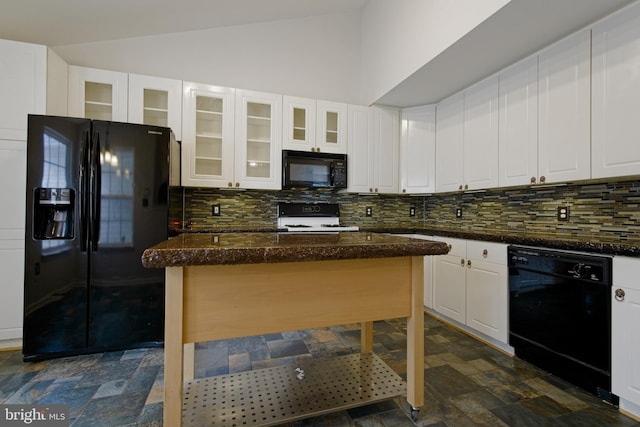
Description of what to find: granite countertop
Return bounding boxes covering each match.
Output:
[364,227,640,257]
[170,226,640,257]
[141,232,451,268]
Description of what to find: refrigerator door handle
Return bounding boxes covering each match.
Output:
[90,132,102,251]
[79,130,90,252]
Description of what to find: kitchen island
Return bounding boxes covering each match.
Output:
[142,232,450,426]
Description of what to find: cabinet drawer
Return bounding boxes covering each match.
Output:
[466,240,507,264]
[613,256,640,291]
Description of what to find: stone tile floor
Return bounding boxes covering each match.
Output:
[1,315,638,426]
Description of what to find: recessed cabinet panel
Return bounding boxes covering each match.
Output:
[612,256,640,411]
[435,92,464,193]
[592,1,640,179]
[0,39,46,141]
[499,55,538,187]
[347,105,373,193]
[464,75,499,190]
[400,105,436,194]
[372,106,399,194]
[538,29,591,184]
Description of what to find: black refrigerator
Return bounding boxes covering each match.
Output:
[24,115,171,361]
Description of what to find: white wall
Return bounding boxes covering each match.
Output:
[359,0,510,105]
[52,13,363,104]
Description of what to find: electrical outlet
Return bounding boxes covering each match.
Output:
[212,204,221,216]
[365,207,372,217]
[557,206,570,221]
[456,208,463,218]
[409,206,416,217]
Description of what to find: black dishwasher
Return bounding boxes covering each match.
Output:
[508,245,617,405]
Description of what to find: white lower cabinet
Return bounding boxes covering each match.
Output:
[612,256,640,418]
[432,237,509,345]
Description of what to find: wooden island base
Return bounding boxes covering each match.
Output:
[163,256,425,426]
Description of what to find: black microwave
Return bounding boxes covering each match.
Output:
[282,150,347,189]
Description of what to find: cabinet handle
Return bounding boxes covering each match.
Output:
[460,258,465,267]
[464,184,468,190]
[369,188,373,193]
[227,182,233,187]
[316,147,320,152]
[458,185,463,191]
[402,189,406,193]
[540,176,546,184]
[375,188,379,193]
[467,259,472,268]
[615,288,626,302]
[235,182,240,187]
[482,249,488,258]
[530,177,536,184]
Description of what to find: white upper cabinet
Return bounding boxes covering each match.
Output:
[347,105,399,194]
[400,105,436,194]
[499,55,538,187]
[128,74,183,140]
[372,106,400,194]
[316,100,348,154]
[436,75,499,194]
[181,82,235,188]
[435,92,464,193]
[0,39,46,140]
[282,96,316,152]
[592,1,640,179]
[235,89,282,190]
[464,75,499,190]
[347,105,373,193]
[68,66,128,122]
[538,29,591,184]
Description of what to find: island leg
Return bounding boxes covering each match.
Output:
[361,321,374,353]
[406,256,425,411]
[164,266,185,427]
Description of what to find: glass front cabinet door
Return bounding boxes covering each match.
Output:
[128,74,183,140]
[181,82,235,188]
[68,66,128,122]
[316,100,347,154]
[235,89,282,190]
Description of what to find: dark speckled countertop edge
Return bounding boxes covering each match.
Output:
[142,232,451,268]
[171,226,640,258]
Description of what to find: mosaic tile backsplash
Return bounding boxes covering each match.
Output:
[169,179,640,245]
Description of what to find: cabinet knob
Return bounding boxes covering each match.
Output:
[464,184,468,190]
[540,176,546,184]
[460,258,465,267]
[402,189,406,193]
[375,188,379,193]
[235,182,240,187]
[369,188,373,193]
[227,182,233,187]
[530,177,536,184]
[467,259,472,268]
[482,249,488,258]
[316,148,320,152]
[458,185,463,191]
[615,288,626,302]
